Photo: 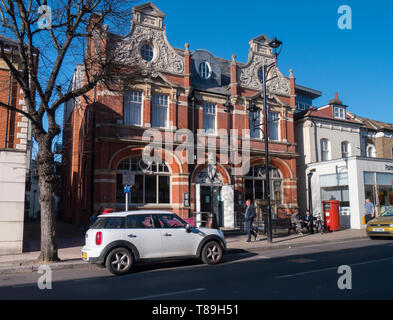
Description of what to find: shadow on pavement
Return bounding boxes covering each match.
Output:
[22,220,85,252]
[1,239,393,299]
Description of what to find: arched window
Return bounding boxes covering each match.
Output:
[341,141,351,158]
[367,144,376,158]
[244,165,282,204]
[321,139,331,161]
[116,157,170,205]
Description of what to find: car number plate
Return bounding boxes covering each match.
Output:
[372,228,385,232]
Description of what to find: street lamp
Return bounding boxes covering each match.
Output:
[247,36,283,243]
[207,163,218,226]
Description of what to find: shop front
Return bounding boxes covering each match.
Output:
[308,157,393,230]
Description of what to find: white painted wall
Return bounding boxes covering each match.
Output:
[0,150,28,254]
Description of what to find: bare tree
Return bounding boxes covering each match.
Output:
[0,0,135,262]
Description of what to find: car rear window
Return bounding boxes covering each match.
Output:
[90,217,125,229]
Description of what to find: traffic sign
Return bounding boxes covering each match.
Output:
[122,172,135,186]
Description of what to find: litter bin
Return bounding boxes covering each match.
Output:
[207,213,219,229]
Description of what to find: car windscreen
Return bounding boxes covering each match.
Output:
[90,217,125,229]
[381,209,393,217]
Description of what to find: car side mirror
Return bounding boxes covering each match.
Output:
[185,224,192,233]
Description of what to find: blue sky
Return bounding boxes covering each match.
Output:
[152,0,393,123]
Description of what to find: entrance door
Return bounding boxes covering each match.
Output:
[200,186,223,227]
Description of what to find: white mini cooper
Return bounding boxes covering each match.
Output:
[82,210,226,275]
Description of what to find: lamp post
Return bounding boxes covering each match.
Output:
[247,36,283,243]
[207,162,218,228]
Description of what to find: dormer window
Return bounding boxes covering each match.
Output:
[334,106,345,119]
[198,61,212,79]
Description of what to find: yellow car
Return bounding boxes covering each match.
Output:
[366,208,393,238]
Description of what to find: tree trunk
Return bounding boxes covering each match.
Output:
[36,139,60,262]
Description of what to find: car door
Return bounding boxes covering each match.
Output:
[125,214,162,259]
[155,214,201,258]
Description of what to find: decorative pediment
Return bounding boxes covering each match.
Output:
[237,34,290,96]
[110,4,184,75]
[238,52,290,96]
[132,2,166,29]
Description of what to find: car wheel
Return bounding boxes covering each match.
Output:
[105,247,133,275]
[201,241,223,265]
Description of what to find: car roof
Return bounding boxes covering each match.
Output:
[98,210,175,218]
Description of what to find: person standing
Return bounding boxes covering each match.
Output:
[244,199,257,243]
[364,198,375,224]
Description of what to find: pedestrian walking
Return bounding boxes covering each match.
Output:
[364,198,375,224]
[244,199,257,242]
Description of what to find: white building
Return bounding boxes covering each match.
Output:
[294,93,393,229]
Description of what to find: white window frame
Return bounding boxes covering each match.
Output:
[367,144,377,158]
[202,102,216,134]
[124,90,143,126]
[321,139,331,161]
[198,61,212,80]
[334,106,346,119]
[269,111,280,141]
[151,93,169,129]
[250,108,262,139]
[141,43,154,62]
[341,141,351,158]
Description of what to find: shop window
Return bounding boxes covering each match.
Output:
[245,166,282,203]
[116,157,170,205]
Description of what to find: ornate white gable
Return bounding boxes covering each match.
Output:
[110,3,184,75]
[238,35,290,96]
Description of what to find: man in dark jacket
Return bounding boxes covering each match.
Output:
[244,199,257,242]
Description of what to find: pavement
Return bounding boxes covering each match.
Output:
[0,221,368,275]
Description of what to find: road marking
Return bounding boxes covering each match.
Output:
[128,288,206,300]
[277,256,393,279]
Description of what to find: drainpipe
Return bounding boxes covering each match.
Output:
[310,118,319,163]
[4,48,14,149]
[307,168,316,214]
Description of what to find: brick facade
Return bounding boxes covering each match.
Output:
[62,3,299,227]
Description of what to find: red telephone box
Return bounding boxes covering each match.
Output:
[322,200,340,232]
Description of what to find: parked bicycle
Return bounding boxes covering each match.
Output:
[314,213,328,234]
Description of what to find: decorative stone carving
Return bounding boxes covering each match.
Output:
[238,53,290,96]
[110,24,184,75]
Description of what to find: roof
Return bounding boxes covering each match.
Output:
[355,115,393,132]
[99,210,175,217]
[295,105,364,125]
[0,35,39,54]
[295,84,322,100]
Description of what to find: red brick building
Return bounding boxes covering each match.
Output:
[63,2,299,228]
[0,36,34,253]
